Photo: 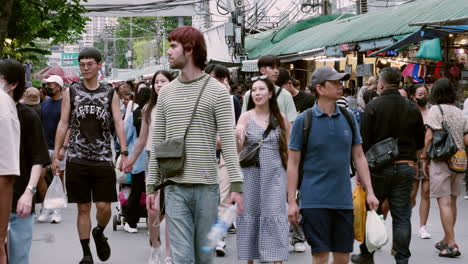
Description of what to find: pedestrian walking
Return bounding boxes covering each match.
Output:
[146,26,243,264]
[125,70,174,264]
[241,55,297,123]
[422,78,468,258]
[276,67,315,114]
[352,67,425,264]
[22,87,41,117]
[51,47,128,264]
[235,76,290,263]
[288,66,379,264]
[8,61,50,264]
[0,59,22,264]
[37,75,67,224]
[409,84,432,239]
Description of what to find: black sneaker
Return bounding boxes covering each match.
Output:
[92,227,111,261]
[79,255,94,264]
[227,224,236,234]
[350,253,374,264]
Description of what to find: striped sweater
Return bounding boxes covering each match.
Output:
[146,74,243,194]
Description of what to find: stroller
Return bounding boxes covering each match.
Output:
[113,160,148,231]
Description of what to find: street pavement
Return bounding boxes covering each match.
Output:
[31,183,468,264]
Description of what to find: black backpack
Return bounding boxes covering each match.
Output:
[298,106,356,189]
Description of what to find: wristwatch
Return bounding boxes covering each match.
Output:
[121,150,129,156]
[26,185,37,194]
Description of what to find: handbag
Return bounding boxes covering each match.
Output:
[154,76,211,178]
[365,137,399,171]
[427,105,458,161]
[448,150,467,173]
[239,119,274,168]
[353,185,367,243]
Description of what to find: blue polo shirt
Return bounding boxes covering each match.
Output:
[289,104,362,210]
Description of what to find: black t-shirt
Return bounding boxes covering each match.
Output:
[13,104,50,213]
[293,90,315,113]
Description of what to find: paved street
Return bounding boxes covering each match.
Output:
[31,183,468,264]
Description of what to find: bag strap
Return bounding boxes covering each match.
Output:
[338,106,357,176]
[298,108,312,189]
[183,76,211,140]
[276,87,283,97]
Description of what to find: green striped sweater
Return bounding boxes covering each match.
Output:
[146,74,243,194]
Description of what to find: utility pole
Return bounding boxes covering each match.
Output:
[322,0,330,16]
[204,0,211,29]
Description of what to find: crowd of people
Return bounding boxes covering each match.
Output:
[0,25,467,264]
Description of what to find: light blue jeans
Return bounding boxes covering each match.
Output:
[165,184,219,264]
[8,213,34,264]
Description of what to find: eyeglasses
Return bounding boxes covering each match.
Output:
[251,75,268,81]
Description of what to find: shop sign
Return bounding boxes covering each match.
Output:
[62,53,79,67]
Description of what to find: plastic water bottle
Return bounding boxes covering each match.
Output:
[202,205,237,252]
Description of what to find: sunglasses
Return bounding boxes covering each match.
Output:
[251,75,268,81]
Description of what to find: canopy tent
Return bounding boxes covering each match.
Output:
[80,0,199,17]
[368,24,468,56]
[33,66,80,84]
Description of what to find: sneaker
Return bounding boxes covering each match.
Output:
[215,239,226,257]
[464,191,468,200]
[293,242,306,252]
[418,226,431,239]
[148,247,162,264]
[165,257,173,264]
[124,223,138,233]
[37,208,52,223]
[227,223,236,234]
[92,227,111,261]
[350,253,374,264]
[51,209,62,224]
[79,255,94,264]
[288,243,294,252]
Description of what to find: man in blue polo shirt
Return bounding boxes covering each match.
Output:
[287,66,379,264]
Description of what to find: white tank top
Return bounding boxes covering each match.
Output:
[145,107,157,151]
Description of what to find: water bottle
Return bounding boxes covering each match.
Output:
[202,205,237,252]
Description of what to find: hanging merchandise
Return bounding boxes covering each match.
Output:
[416,38,443,61]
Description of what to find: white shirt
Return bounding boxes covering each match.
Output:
[0,90,20,176]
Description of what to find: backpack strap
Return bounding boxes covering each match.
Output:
[276,87,283,97]
[298,108,312,189]
[338,106,357,177]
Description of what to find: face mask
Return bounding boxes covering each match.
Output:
[45,87,54,96]
[416,96,428,107]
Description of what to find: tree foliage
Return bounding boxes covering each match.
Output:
[0,0,88,61]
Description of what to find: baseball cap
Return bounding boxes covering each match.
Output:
[311,66,350,87]
[43,75,64,87]
[23,87,40,105]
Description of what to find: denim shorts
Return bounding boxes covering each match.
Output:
[301,208,354,254]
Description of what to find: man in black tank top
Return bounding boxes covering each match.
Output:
[51,48,128,264]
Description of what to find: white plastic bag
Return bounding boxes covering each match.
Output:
[44,174,68,209]
[365,210,388,252]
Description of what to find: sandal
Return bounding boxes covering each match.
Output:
[79,255,94,264]
[435,241,447,251]
[439,245,461,258]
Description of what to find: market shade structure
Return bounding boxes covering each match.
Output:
[368,24,468,56]
[245,0,468,59]
[80,0,198,17]
[33,66,80,84]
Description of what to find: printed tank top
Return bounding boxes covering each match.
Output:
[68,82,114,163]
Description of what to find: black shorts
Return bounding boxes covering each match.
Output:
[65,161,117,203]
[301,208,354,254]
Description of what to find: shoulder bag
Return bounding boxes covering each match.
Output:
[239,118,274,168]
[154,76,211,178]
[365,137,399,171]
[427,105,457,161]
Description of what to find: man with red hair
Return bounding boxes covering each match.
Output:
[146,26,244,263]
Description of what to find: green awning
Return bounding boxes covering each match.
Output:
[246,0,468,59]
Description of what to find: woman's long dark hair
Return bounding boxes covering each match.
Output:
[247,78,288,169]
[144,70,174,124]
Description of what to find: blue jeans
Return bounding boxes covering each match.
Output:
[360,163,414,264]
[165,184,219,264]
[8,213,34,264]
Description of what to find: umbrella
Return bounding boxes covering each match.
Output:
[34,66,80,84]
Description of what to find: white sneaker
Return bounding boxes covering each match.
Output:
[124,223,138,233]
[51,209,62,223]
[294,242,306,252]
[288,243,294,252]
[165,257,173,264]
[418,226,431,239]
[148,247,162,264]
[37,209,52,223]
[215,239,226,257]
